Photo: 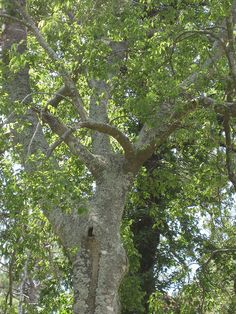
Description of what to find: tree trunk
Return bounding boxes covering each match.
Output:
[72,159,133,313]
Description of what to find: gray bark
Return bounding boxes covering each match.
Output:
[72,158,133,313]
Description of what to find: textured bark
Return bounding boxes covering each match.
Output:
[89,79,112,155]
[71,156,133,314]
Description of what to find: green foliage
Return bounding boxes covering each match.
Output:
[0,158,73,313]
[148,291,180,314]
[23,154,91,214]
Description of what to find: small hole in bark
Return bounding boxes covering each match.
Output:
[88,227,94,237]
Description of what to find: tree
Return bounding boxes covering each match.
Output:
[1,0,236,313]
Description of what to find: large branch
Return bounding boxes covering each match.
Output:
[47,85,71,108]
[33,107,106,176]
[78,119,135,159]
[35,105,135,162]
[134,94,236,164]
[134,100,198,164]
[198,95,236,116]
[12,0,88,121]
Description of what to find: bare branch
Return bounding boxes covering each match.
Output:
[134,94,236,164]
[27,119,40,157]
[134,99,198,162]
[20,89,73,108]
[198,95,236,116]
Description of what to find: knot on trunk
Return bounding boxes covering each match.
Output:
[88,226,94,238]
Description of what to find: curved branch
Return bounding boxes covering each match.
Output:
[78,119,135,159]
[19,90,73,107]
[134,99,197,164]
[198,95,236,117]
[134,94,236,164]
